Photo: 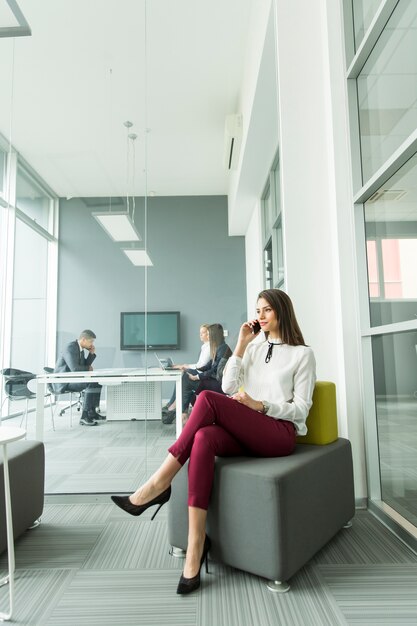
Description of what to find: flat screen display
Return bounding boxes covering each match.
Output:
[120,311,180,350]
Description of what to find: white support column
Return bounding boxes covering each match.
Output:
[274,0,366,498]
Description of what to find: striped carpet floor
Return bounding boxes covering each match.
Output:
[1,507,417,626]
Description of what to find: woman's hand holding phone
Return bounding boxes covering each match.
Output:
[235,319,261,357]
[250,320,261,334]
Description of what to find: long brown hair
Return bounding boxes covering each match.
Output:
[207,323,225,360]
[257,289,306,346]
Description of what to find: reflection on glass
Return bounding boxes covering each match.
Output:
[372,331,417,527]
[357,0,417,183]
[352,0,383,50]
[365,152,417,326]
[16,166,51,230]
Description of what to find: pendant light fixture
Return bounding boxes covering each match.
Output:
[93,121,142,243]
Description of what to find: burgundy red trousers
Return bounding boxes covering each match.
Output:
[168,390,296,510]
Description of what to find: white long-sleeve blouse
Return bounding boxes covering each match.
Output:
[190,341,210,370]
[221,339,316,436]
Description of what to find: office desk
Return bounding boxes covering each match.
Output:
[35,368,182,440]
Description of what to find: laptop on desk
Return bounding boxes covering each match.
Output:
[154,353,177,370]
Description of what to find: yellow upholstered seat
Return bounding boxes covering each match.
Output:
[296,380,338,445]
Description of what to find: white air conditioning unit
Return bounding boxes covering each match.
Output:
[223,113,242,170]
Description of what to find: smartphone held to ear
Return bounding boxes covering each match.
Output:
[251,320,261,334]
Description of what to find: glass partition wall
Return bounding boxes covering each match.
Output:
[0,2,154,495]
[0,1,250,496]
[4,19,152,492]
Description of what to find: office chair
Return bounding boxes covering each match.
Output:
[43,367,82,429]
[1,368,36,429]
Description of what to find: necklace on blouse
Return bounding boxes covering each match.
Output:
[265,339,283,363]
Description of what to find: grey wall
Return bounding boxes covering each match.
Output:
[57,195,247,370]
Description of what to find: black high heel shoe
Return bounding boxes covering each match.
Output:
[162,410,176,424]
[176,535,211,595]
[111,486,171,520]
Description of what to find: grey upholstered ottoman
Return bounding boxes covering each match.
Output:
[0,440,45,554]
[167,438,354,590]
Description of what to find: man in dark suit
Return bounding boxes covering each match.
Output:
[54,329,103,426]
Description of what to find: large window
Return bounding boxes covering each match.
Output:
[357,0,417,182]
[261,156,284,289]
[372,329,417,528]
[16,165,52,232]
[345,0,417,537]
[365,153,417,326]
[0,149,57,422]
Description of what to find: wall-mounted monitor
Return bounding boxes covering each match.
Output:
[120,311,180,350]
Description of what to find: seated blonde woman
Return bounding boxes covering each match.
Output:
[162,324,210,424]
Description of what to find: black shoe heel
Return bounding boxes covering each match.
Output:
[176,535,211,595]
[150,502,165,521]
[111,486,171,518]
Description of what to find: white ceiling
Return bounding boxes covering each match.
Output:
[0,0,254,198]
